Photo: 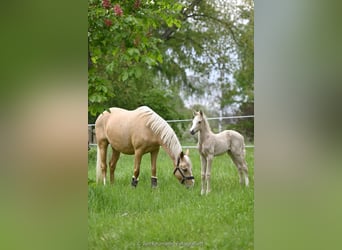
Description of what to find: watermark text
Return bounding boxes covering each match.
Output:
[140,241,204,248]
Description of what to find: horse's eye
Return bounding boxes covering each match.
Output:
[183,168,188,172]
[198,121,201,124]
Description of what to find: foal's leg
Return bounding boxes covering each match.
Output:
[132,149,143,187]
[228,151,242,184]
[200,154,207,195]
[109,148,120,184]
[205,155,213,194]
[150,148,159,188]
[228,151,249,186]
[239,152,249,186]
[242,160,249,186]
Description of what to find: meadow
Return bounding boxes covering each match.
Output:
[88,146,254,249]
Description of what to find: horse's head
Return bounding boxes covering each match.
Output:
[173,149,195,188]
[190,110,204,135]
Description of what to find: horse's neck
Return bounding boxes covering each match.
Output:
[160,144,179,166]
[198,120,212,142]
[145,111,181,166]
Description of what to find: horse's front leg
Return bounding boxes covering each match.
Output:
[205,155,213,195]
[132,150,143,187]
[200,154,207,195]
[150,148,160,188]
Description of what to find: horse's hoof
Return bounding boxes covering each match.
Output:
[131,176,139,187]
[151,176,158,188]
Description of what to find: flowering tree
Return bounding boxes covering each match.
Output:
[89,0,254,141]
[88,0,183,115]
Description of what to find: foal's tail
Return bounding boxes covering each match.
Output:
[238,132,246,158]
[96,145,102,184]
[242,141,246,158]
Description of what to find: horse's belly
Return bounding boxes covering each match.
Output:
[108,130,159,155]
[109,139,135,155]
[213,146,228,156]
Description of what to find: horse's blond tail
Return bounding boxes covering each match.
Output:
[96,145,102,184]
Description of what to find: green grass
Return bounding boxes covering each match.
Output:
[88,146,254,250]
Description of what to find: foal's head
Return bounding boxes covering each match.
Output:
[190,110,204,135]
[173,150,195,187]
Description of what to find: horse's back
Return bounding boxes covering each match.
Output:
[225,130,244,140]
[207,130,244,155]
[96,107,160,154]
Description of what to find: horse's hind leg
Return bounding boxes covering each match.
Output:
[228,151,249,186]
[98,141,109,185]
[238,158,249,187]
[109,148,120,184]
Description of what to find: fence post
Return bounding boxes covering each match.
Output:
[218,110,222,132]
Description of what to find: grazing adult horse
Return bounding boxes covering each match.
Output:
[95,106,194,188]
[190,111,249,195]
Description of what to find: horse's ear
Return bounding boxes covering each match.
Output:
[185,149,190,156]
[199,110,203,116]
[180,151,184,159]
[192,111,197,117]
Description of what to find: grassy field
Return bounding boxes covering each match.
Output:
[88,146,254,249]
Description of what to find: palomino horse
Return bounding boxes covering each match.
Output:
[190,111,249,195]
[95,106,194,188]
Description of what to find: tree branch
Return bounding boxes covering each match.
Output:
[184,13,238,46]
[160,0,203,41]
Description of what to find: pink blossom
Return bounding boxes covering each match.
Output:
[113,4,123,16]
[104,19,113,27]
[102,0,111,9]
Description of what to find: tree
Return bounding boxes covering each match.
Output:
[88,0,254,139]
[88,0,183,116]
[160,0,254,139]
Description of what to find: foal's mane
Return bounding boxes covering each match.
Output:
[199,111,212,132]
[138,106,181,159]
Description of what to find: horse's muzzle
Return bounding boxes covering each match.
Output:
[173,167,195,186]
[190,130,195,135]
[185,180,195,188]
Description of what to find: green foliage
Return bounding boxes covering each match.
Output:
[88,0,185,116]
[231,101,254,142]
[88,147,254,249]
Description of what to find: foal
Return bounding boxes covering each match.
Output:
[190,111,249,195]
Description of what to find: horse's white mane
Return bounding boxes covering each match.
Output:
[137,106,181,159]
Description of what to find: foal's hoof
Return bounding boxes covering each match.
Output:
[131,176,139,187]
[151,176,158,188]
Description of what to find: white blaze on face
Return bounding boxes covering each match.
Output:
[183,154,195,186]
[190,114,201,135]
